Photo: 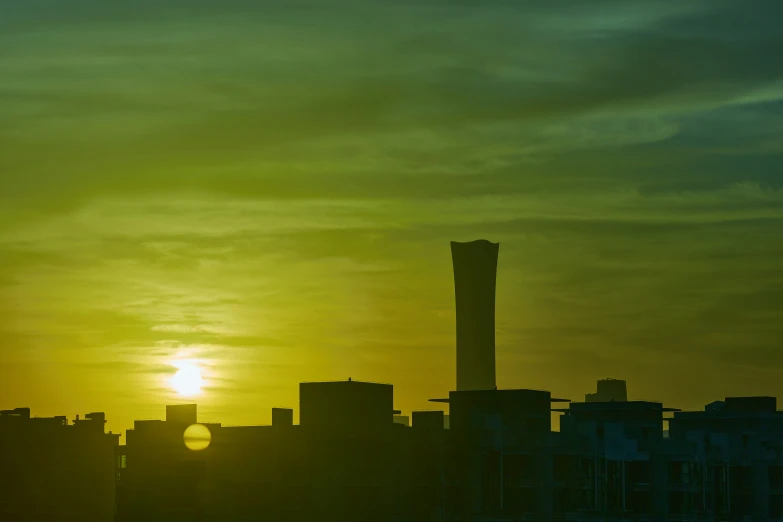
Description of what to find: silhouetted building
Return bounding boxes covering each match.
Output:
[299,379,394,433]
[298,380,407,522]
[431,388,570,521]
[271,407,293,427]
[15,390,783,522]
[394,414,410,427]
[165,404,197,425]
[668,396,783,520]
[451,240,499,391]
[409,411,446,520]
[585,378,628,402]
[0,407,119,522]
[117,384,410,522]
[556,400,683,521]
[412,411,444,432]
[203,420,307,521]
[111,388,783,522]
[115,404,219,522]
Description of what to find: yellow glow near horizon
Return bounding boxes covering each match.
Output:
[170,361,204,397]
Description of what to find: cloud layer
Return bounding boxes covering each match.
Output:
[1,0,782,432]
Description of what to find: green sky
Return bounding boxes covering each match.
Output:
[2,0,783,435]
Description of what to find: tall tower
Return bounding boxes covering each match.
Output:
[451,240,499,391]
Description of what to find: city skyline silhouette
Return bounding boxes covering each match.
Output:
[5,238,783,521]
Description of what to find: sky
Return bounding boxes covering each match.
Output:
[1,0,783,435]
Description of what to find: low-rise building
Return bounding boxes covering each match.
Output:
[0,407,119,522]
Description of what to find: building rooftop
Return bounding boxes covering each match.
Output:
[300,379,393,386]
[555,400,681,413]
[429,388,570,403]
[673,396,780,417]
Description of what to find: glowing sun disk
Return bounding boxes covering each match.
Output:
[170,362,204,397]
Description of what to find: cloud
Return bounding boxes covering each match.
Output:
[2,0,782,208]
[2,0,783,430]
[77,360,176,375]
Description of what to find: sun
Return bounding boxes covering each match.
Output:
[170,361,204,397]
[183,424,212,451]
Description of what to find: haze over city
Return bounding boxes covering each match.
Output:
[2,0,783,437]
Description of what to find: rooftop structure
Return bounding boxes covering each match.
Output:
[299,379,395,433]
[585,378,628,402]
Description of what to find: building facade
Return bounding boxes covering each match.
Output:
[0,407,119,522]
[10,388,783,521]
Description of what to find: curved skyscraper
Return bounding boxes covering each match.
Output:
[451,240,499,391]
